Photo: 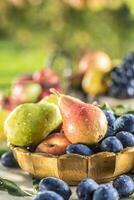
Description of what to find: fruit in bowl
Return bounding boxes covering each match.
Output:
[4,92,134,184]
[5,99,62,147]
[58,91,107,144]
[35,133,71,156]
[0,108,9,141]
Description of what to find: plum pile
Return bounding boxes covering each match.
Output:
[108,52,134,99]
[32,175,134,200]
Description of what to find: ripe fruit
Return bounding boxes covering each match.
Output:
[0,109,9,141]
[4,102,62,147]
[39,177,71,200]
[11,83,42,104]
[103,110,116,137]
[79,52,92,74]
[0,67,61,111]
[76,178,99,200]
[93,184,119,200]
[114,114,134,133]
[1,152,19,168]
[116,131,134,148]
[33,191,64,200]
[39,94,59,106]
[82,69,108,96]
[66,144,93,156]
[80,51,111,74]
[58,93,107,144]
[82,51,112,96]
[33,68,60,87]
[91,143,101,153]
[108,52,134,99]
[113,175,134,198]
[36,133,71,156]
[100,136,123,153]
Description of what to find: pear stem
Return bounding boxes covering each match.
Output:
[50,88,61,96]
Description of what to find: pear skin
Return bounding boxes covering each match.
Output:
[39,94,59,106]
[59,95,107,145]
[82,69,107,96]
[0,109,9,141]
[4,102,62,147]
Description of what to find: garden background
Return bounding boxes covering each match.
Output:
[1,0,134,91]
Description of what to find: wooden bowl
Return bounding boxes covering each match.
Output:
[11,146,134,185]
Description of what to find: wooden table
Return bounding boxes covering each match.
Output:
[0,163,131,200]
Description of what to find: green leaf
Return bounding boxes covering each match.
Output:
[99,103,113,113]
[113,105,134,116]
[32,178,40,192]
[0,177,34,196]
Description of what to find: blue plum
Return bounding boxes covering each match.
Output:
[39,177,71,200]
[100,136,123,153]
[66,144,93,156]
[113,175,134,198]
[1,152,19,168]
[116,131,134,148]
[114,114,134,133]
[103,110,116,136]
[33,191,64,200]
[93,184,119,200]
[76,178,99,200]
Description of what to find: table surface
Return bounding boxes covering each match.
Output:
[0,163,132,200]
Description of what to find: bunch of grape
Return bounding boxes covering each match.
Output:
[108,52,134,99]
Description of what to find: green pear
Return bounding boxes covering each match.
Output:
[39,94,59,106]
[4,102,62,147]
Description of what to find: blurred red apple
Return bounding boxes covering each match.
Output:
[11,82,42,104]
[0,67,62,111]
[35,132,71,156]
[33,68,59,85]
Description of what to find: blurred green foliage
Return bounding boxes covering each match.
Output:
[1,0,134,87]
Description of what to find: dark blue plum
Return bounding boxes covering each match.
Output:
[113,175,134,198]
[100,136,123,153]
[90,143,101,154]
[33,191,64,200]
[116,131,134,148]
[39,177,71,200]
[114,114,134,133]
[103,110,116,136]
[93,184,119,200]
[76,178,99,200]
[66,144,93,156]
[1,152,19,168]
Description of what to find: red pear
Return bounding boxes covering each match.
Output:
[35,132,71,156]
[58,94,107,145]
